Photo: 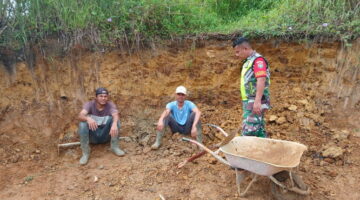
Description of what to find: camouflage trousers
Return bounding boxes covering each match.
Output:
[241,100,269,138]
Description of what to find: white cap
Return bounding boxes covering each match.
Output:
[175,86,187,95]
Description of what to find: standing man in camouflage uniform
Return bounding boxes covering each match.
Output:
[233,37,270,137]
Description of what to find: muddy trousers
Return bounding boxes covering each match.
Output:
[242,100,268,138]
[166,113,201,134]
[162,112,202,142]
[152,112,202,149]
[78,117,124,165]
[78,117,121,144]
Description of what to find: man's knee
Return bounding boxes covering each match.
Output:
[78,122,89,135]
[189,112,196,120]
[191,115,201,128]
[105,116,113,125]
[187,111,194,121]
[242,123,266,138]
[196,119,201,127]
[104,116,121,129]
[159,116,172,131]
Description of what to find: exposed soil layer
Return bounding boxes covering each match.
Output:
[0,39,359,200]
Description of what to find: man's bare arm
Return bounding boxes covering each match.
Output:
[253,77,266,114]
[79,109,89,121]
[191,107,201,137]
[158,109,171,123]
[78,109,97,131]
[110,112,120,137]
[191,107,201,129]
[111,112,119,127]
[157,109,171,131]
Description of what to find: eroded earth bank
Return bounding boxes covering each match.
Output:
[0,38,359,200]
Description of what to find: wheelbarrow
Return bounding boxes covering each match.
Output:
[181,136,310,197]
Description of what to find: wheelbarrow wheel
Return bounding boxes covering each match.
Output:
[270,171,310,200]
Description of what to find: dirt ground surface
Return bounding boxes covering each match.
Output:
[0,39,360,200]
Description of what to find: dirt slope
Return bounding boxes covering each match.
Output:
[0,39,359,200]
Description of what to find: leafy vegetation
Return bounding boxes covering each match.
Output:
[0,0,358,52]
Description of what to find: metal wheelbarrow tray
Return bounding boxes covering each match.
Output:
[220,136,307,176]
[182,136,310,197]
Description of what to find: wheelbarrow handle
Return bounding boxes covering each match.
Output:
[205,123,229,137]
[181,137,231,166]
[181,137,192,142]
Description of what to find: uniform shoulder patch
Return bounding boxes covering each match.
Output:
[254,57,266,70]
[256,61,264,68]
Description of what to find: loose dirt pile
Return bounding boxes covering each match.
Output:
[0,39,359,199]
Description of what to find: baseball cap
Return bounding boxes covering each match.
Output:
[175,86,187,95]
[95,87,109,96]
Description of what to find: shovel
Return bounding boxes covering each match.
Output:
[177,124,238,168]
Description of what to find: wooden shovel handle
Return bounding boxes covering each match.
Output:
[177,150,207,168]
[181,137,230,166]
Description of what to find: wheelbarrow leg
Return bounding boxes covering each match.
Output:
[269,172,311,195]
[289,170,295,188]
[241,174,258,197]
[235,169,258,197]
[235,169,246,196]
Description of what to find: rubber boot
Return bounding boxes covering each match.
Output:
[110,137,125,156]
[151,131,164,150]
[196,123,203,144]
[79,133,90,165]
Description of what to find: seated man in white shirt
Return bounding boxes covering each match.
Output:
[151,86,202,150]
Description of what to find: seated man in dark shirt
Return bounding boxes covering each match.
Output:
[77,87,125,165]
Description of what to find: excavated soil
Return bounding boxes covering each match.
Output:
[0,39,359,200]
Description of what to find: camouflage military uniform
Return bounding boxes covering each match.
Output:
[240,52,270,137]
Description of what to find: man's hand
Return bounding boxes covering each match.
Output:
[191,126,197,138]
[157,120,164,131]
[110,124,118,137]
[87,117,98,131]
[253,77,265,115]
[252,100,262,115]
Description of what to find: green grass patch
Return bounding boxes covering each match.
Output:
[0,0,358,53]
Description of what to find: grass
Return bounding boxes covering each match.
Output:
[24,175,34,183]
[0,0,358,54]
